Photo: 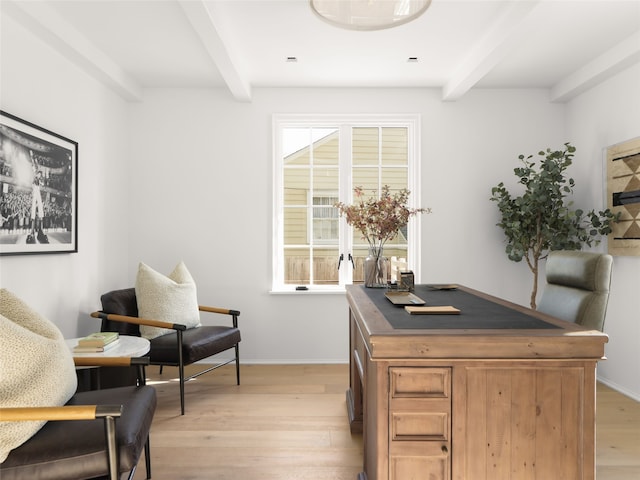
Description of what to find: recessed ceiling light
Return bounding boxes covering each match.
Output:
[286,57,298,63]
[408,57,419,63]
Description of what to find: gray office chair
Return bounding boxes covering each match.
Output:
[537,250,613,331]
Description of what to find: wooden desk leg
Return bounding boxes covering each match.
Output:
[347,309,364,434]
[346,387,363,433]
[347,333,364,433]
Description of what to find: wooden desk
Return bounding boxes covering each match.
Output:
[346,285,608,480]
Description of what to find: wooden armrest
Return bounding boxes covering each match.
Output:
[199,305,240,317]
[199,305,240,328]
[0,405,122,422]
[73,356,150,368]
[90,311,187,331]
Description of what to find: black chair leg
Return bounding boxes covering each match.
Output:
[179,363,185,415]
[235,344,241,385]
[177,329,185,415]
[137,364,147,386]
[144,436,151,479]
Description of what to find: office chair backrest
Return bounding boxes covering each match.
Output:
[537,251,613,331]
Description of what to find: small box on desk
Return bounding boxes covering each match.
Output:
[399,271,414,292]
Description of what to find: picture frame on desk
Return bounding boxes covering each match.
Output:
[0,111,78,256]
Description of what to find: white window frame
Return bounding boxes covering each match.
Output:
[272,114,422,293]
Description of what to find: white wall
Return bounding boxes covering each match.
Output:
[0,15,131,337]
[127,87,564,364]
[565,63,640,400]
[2,11,638,399]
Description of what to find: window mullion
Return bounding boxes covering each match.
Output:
[308,135,315,286]
[378,126,383,194]
[407,119,421,281]
[338,125,353,286]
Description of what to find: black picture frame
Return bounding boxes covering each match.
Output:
[0,111,78,255]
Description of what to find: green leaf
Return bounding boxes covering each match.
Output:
[490,142,617,307]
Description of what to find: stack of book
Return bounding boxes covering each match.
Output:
[73,331,120,353]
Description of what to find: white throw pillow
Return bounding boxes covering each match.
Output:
[0,289,78,463]
[135,261,201,339]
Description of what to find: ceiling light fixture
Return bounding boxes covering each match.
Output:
[310,0,431,31]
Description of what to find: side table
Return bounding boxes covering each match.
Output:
[66,335,150,390]
[66,335,150,357]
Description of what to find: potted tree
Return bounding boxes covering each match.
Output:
[490,143,618,309]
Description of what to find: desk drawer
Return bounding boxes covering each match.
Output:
[389,367,452,480]
[390,367,450,398]
[391,410,449,441]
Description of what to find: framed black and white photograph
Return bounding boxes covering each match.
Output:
[0,111,78,255]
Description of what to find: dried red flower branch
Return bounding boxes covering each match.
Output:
[335,185,431,251]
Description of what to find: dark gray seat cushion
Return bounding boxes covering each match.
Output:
[0,385,156,480]
[150,326,241,365]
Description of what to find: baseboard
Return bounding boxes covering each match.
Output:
[597,376,640,402]
[241,359,350,365]
[194,358,350,365]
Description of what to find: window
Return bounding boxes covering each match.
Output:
[273,114,421,291]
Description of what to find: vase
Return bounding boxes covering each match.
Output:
[364,246,389,288]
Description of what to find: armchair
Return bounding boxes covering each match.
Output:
[0,356,156,480]
[92,287,241,415]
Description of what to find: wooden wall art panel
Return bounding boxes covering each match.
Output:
[607,137,640,256]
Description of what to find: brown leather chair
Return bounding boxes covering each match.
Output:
[91,288,241,415]
[0,357,156,480]
[537,250,613,331]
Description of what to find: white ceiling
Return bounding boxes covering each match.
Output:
[3,0,640,103]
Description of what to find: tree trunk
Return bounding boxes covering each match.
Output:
[530,259,539,309]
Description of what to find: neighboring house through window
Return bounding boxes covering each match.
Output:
[272,114,421,291]
[312,193,339,244]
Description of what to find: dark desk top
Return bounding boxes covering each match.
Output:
[346,284,608,360]
[364,284,561,330]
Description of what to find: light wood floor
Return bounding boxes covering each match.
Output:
[133,364,639,480]
[595,381,640,480]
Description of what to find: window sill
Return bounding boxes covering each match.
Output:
[269,287,346,295]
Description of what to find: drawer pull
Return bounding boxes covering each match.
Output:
[441,445,448,454]
[353,349,364,379]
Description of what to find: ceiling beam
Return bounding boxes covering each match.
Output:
[550,31,640,103]
[2,0,142,102]
[442,0,540,102]
[178,0,251,102]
